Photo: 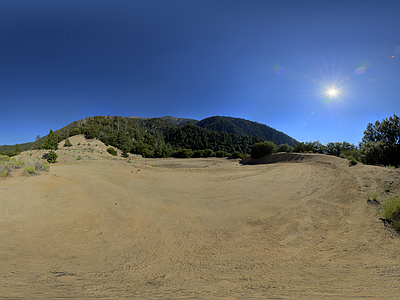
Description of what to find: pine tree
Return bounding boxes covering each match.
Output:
[43,129,59,150]
[64,137,73,147]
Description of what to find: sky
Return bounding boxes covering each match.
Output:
[1,0,400,146]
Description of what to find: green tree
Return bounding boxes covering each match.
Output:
[69,127,81,136]
[359,114,400,166]
[215,150,228,157]
[107,147,117,156]
[293,142,306,153]
[43,129,58,150]
[32,135,43,150]
[14,144,21,155]
[251,141,277,159]
[277,143,293,153]
[47,150,58,163]
[231,151,244,159]
[174,148,194,158]
[64,137,73,147]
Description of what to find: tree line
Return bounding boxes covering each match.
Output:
[1,114,399,167]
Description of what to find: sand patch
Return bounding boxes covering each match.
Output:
[1,153,400,298]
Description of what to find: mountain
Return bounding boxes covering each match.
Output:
[196,116,297,147]
[0,115,298,157]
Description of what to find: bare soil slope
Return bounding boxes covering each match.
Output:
[1,149,400,298]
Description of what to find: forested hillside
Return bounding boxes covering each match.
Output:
[196,116,297,147]
[0,115,298,158]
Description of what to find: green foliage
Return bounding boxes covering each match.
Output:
[0,150,15,157]
[64,138,73,147]
[203,149,214,157]
[43,129,59,150]
[251,141,277,159]
[76,156,82,160]
[14,144,21,155]
[142,148,154,158]
[69,127,81,136]
[81,125,99,139]
[231,151,244,159]
[347,155,357,165]
[9,158,24,168]
[378,196,400,230]
[197,116,298,147]
[47,150,58,163]
[24,165,36,175]
[215,150,228,157]
[192,150,205,158]
[0,155,10,162]
[359,114,400,166]
[107,147,118,156]
[293,142,306,153]
[121,151,129,158]
[277,143,293,153]
[341,148,360,161]
[359,140,388,166]
[43,162,50,172]
[174,148,194,158]
[1,169,8,177]
[64,138,72,147]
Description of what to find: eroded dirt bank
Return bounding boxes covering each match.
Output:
[1,153,400,299]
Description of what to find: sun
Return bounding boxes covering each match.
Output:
[329,89,336,96]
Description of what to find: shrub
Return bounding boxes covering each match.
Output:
[342,149,360,161]
[277,143,293,153]
[347,155,357,165]
[251,141,277,159]
[0,165,10,177]
[231,151,245,159]
[203,149,214,157]
[107,147,117,156]
[122,151,129,158]
[193,150,205,158]
[24,165,36,175]
[47,150,58,163]
[141,148,154,158]
[215,150,228,157]
[378,196,400,230]
[43,162,50,172]
[76,156,82,160]
[174,148,194,158]
[9,158,24,168]
[0,155,9,162]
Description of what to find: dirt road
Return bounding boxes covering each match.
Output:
[1,152,400,298]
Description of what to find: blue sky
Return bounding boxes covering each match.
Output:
[1,0,399,146]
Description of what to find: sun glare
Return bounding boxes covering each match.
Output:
[329,89,336,96]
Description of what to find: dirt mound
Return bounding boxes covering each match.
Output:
[1,153,400,298]
[12,135,138,165]
[240,152,346,165]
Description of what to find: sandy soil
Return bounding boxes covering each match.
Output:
[1,140,400,299]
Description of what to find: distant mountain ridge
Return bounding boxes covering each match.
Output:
[0,115,298,156]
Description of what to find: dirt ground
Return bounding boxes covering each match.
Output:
[1,139,400,299]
